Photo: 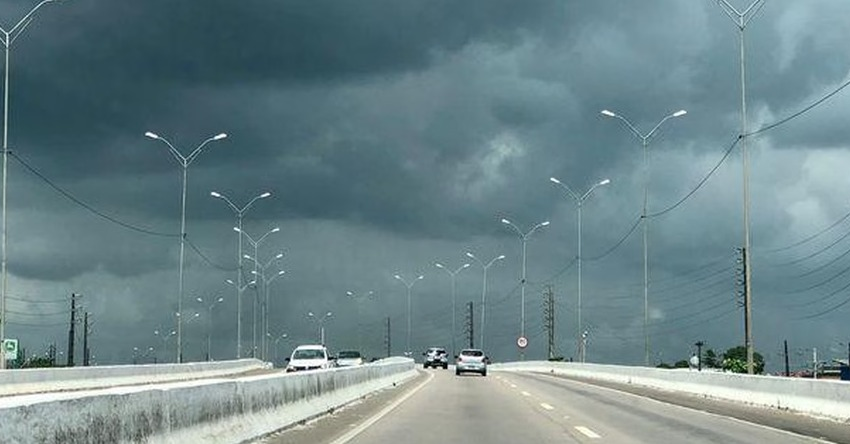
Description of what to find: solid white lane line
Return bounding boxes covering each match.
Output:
[575,426,601,439]
[521,391,531,397]
[329,372,434,444]
[540,402,554,410]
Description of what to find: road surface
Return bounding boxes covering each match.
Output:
[258,368,847,443]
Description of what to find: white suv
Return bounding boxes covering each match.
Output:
[286,344,332,372]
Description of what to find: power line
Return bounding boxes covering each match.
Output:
[648,136,740,218]
[11,151,178,238]
[586,216,641,262]
[761,208,850,254]
[746,76,850,138]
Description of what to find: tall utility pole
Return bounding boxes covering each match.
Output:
[543,285,555,360]
[82,312,90,367]
[466,301,474,349]
[714,0,766,376]
[67,293,77,367]
[385,317,391,358]
[784,340,790,377]
[695,341,704,372]
[0,0,61,371]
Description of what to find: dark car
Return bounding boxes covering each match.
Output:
[423,347,448,369]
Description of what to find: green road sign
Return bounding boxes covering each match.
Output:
[3,339,18,360]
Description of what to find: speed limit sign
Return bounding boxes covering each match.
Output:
[516,336,528,349]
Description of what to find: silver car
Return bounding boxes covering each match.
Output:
[455,348,488,376]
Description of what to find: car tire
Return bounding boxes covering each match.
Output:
[443,364,448,369]
[481,371,487,377]
[455,370,460,376]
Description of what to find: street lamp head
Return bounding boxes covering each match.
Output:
[435,262,445,269]
[540,221,551,227]
[393,274,402,281]
[216,297,224,303]
[196,297,203,303]
[144,131,160,140]
[598,178,611,186]
[416,275,424,280]
[673,110,687,117]
[346,291,354,296]
[233,227,242,233]
[276,270,286,276]
[461,263,470,269]
[307,312,315,317]
[600,110,617,118]
[271,227,281,233]
[210,191,222,198]
[549,177,562,185]
[225,279,235,285]
[213,133,228,140]
[259,192,272,198]
[496,255,506,260]
[501,218,511,225]
[326,311,333,317]
[275,253,284,259]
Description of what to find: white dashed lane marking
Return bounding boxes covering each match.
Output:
[575,426,601,439]
[540,403,554,410]
[521,391,531,397]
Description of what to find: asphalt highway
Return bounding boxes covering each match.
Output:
[258,368,847,444]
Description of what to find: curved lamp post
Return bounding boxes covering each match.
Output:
[234,226,280,358]
[434,262,470,357]
[601,108,685,366]
[501,219,549,353]
[550,177,610,362]
[307,311,333,345]
[210,190,271,358]
[465,252,505,350]
[196,296,224,361]
[346,290,374,353]
[0,0,61,370]
[146,131,227,363]
[393,274,424,357]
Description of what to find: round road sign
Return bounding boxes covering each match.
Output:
[516,336,528,349]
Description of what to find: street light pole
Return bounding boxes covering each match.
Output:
[0,0,59,371]
[234,226,280,358]
[713,0,765,376]
[249,265,285,361]
[393,274,423,356]
[601,108,685,366]
[210,191,271,359]
[196,296,224,361]
[434,262,470,357]
[465,252,505,350]
[346,290,374,353]
[307,311,333,345]
[550,177,610,362]
[146,131,227,363]
[501,219,549,355]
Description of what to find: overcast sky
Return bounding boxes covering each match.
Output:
[2,0,850,371]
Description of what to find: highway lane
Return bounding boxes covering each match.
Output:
[260,368,836,444]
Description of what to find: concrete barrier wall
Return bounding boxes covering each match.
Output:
[492,361,850,421]
[0,359,268,397]
[0,357,416,444]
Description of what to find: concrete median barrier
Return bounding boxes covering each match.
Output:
[0,357,416,444]
[492,361,850,421]
[0,359,268,397]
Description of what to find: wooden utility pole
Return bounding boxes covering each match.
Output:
[67,293,77,367]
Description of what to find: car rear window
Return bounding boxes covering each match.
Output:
[460,350,483,357]
[293,349,325,359]
[338,351,361,358]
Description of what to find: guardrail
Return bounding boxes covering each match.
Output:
[0,359,268,397]
[492,361,850,421]
[0,357,416,444]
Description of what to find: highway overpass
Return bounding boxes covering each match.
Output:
[0,359,848,443]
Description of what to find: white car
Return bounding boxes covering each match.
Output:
[335,350,364,367]
[455,348,488,376]
[286,344,332,372]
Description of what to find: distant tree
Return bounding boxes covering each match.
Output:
[23,356,54,368]
[673,359,690,369]
[703,349,719,368]
[656,362,674,369]
[722,346,764,374]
